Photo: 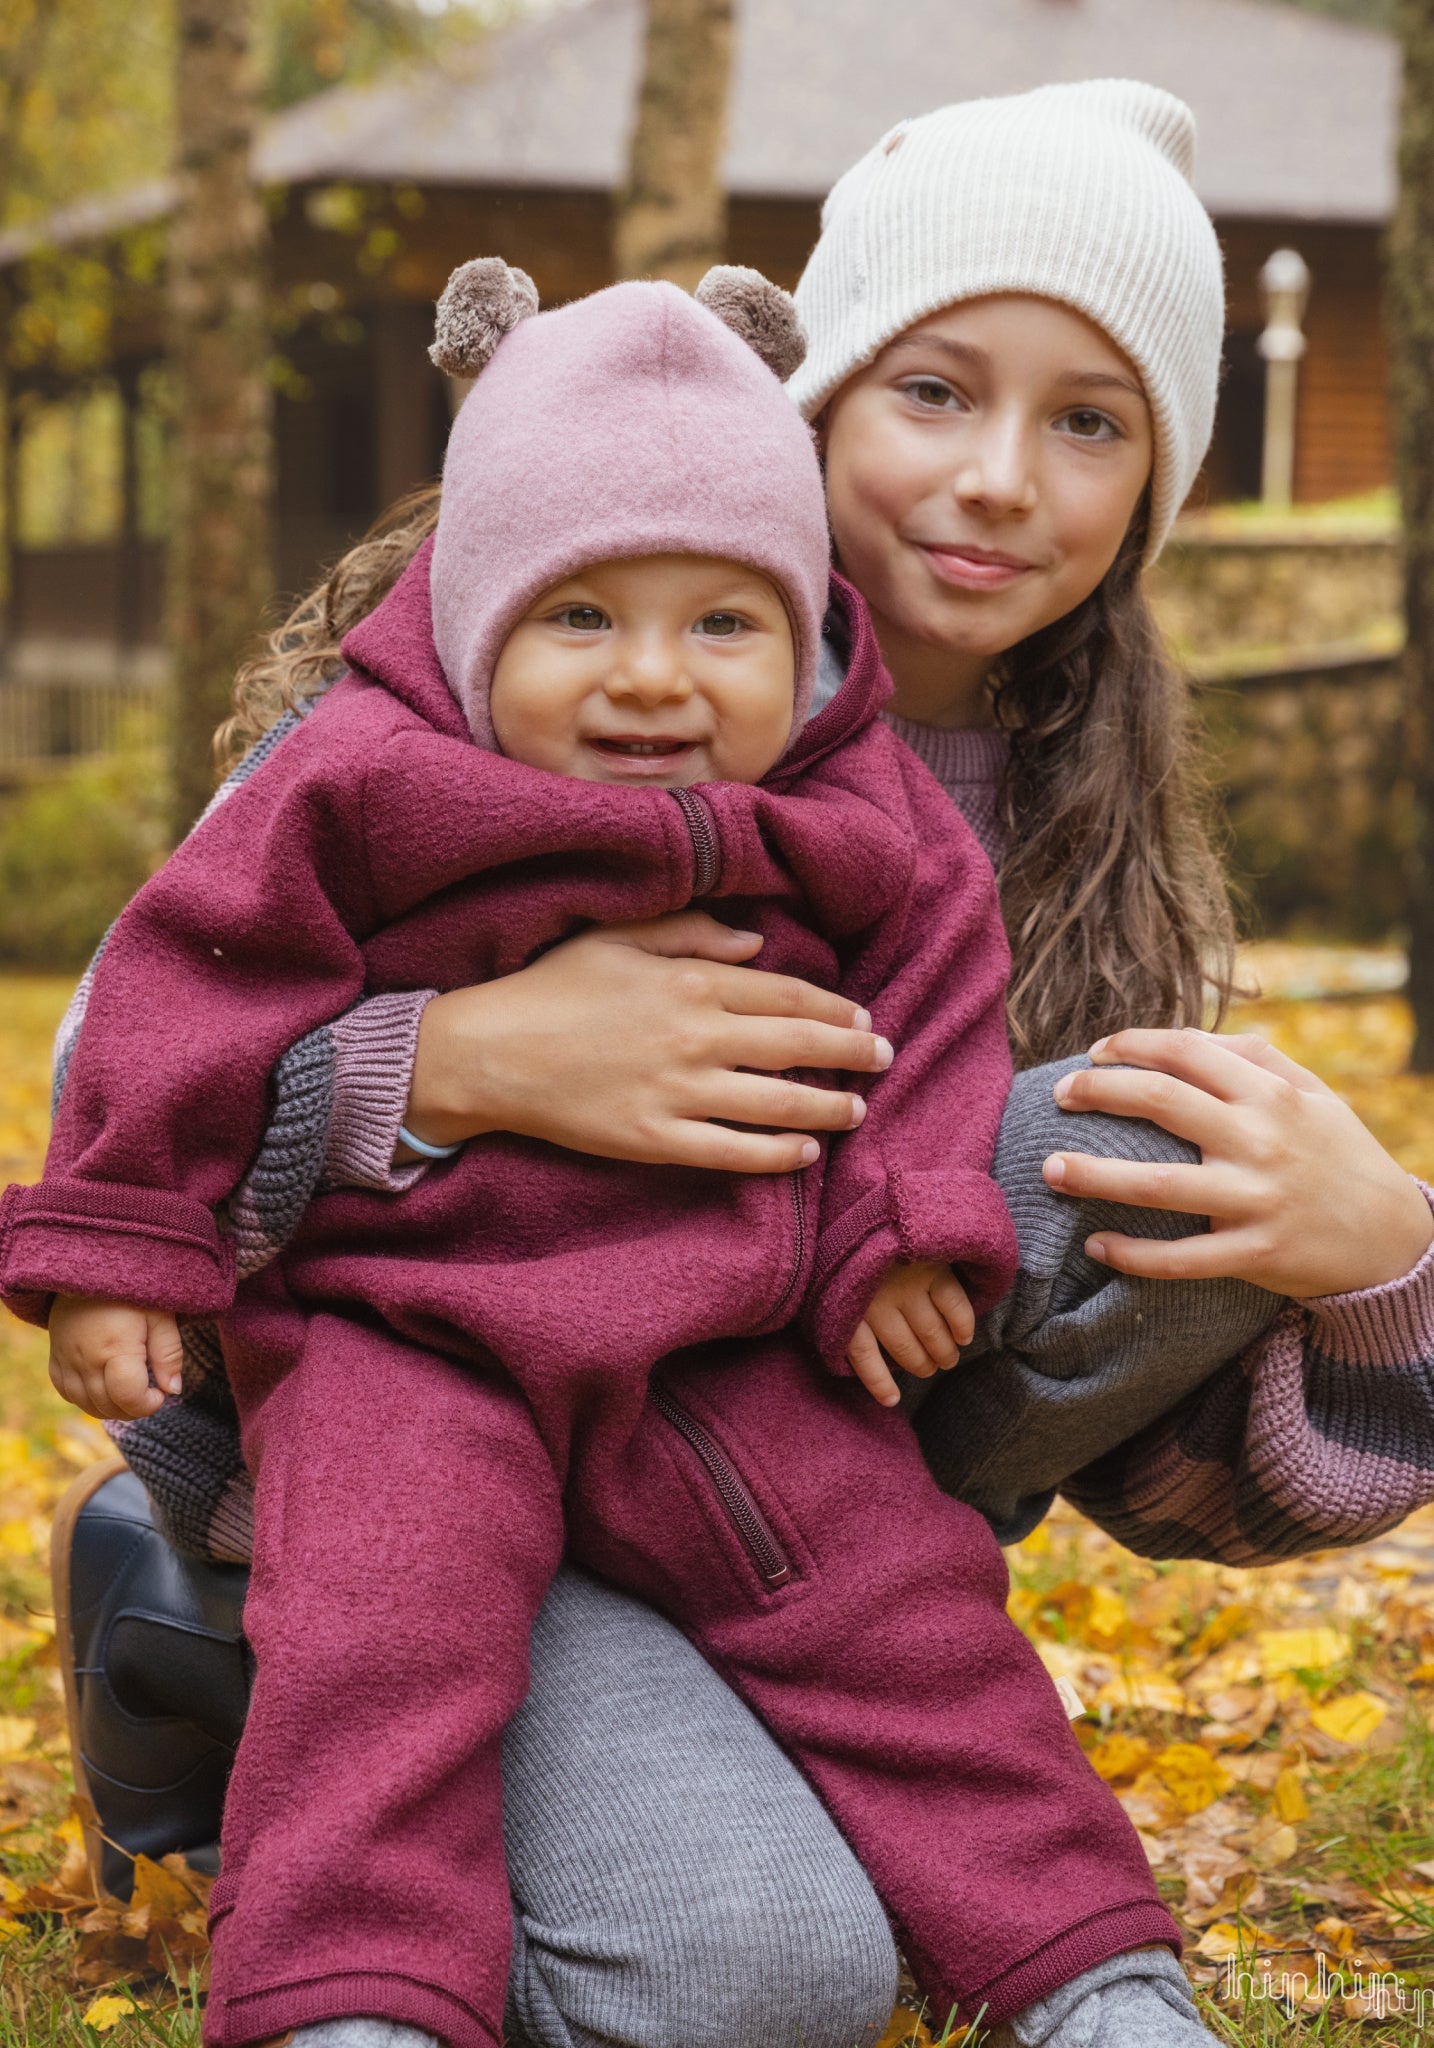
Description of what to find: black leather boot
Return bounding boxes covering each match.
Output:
[52,1457,253,1901]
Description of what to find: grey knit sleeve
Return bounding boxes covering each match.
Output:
[1063,1190,1434,1564]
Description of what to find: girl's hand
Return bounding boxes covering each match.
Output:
[846,1262,975,1408]
[402,911,893,1175]
[48,1295,184,1421]
[1042,1028,1434,1299]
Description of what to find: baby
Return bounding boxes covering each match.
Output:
[2,266,1184,2048]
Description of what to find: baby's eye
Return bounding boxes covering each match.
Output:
[1060,408,1120,442]
[696,612,743,637]
[557,605,609,632]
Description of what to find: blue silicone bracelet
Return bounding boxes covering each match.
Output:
[397,1122,465,1161]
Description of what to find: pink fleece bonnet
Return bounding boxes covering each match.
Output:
[427,261,831,753]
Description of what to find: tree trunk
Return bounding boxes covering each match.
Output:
[614,0,734,289]
[167,0,272,836]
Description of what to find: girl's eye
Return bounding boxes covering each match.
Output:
[696,612,743,637]
[557,606,608,631]
[1060,408,1121,442]
[898,377,963,411]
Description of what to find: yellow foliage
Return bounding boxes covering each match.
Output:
[1273,1766,1309,1823]
[0,1716,37,1764]
[1257,1626,1348,1677]
[1147,1742,1232,1814]
[79,1996,138,2032]
[1084,1584,1128,1644]
[1307,1690,1388,1746]
[1087,1733,1152,1783]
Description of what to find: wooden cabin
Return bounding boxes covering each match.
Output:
[0,0,1398,758]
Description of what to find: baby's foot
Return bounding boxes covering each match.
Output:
[996,1947,1219,2047]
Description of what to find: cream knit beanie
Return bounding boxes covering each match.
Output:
[787,79,1225,562]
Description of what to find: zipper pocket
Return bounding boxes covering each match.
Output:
[671,787,719,897]
[652,1386,793,1588]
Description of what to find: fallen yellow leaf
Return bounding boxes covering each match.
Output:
[1095,1673,1188,1714]
[1251,1821,1300,1868]
[1257,1626,1347,1678]
[1086,1733,1152,1783]
[1309,1690,1388,1746]
[1273,1766,1309,1823]
[876,2008,934,2048]
[0,1715,36,1764]
[81,1995,138,2031]
[1085,1584,1128,1644]
[1149,1742,1233,1814]
[1195,1919,1287,1961]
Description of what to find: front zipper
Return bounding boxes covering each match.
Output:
[652,1387,793,1588]
[768,1159,807,1324]
[671,786,719,897]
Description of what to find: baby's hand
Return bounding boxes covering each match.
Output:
[846,1262,975,1408]
[48,1295,184,1421]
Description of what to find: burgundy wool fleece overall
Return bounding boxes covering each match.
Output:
[1,554,1180,2045]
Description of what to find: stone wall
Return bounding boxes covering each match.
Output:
[1150,522,1399,662]
[1196,651,1406,940]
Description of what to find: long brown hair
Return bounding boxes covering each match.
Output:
[218,487,1236,1063]
[215,484,442,773]
[993,504,1238,1066]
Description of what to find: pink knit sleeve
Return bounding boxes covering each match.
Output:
[323,991,437,1192]
[1294,1183,1434,1366]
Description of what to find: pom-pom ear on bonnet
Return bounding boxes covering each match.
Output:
[430,257,540,376]
[695,265,806,381]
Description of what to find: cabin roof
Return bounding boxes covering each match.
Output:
[260,0,1397,225]
[0,0,1398,269]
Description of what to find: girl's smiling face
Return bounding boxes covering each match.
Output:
[820,294,1155,725]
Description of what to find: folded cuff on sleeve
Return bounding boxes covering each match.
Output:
[805,1167,1019,1375]
[325,988,437,1191]
[0,1179,237,1323]
[1298,1180,1434,1368]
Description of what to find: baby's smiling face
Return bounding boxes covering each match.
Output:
[489,554,796,788]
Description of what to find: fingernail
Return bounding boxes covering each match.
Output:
[1053,1073,1073,1102]
[732,929,762,943]
[1088,1036,1109,1059]
[853,1007,872,1032]
[1086,1237,1107,1263]
[883,1391,902,1407]
[799,1139,820,1165]
[873,1036,894,1069]
[1043,1154,1066,1186]
[848,1097,867,1128]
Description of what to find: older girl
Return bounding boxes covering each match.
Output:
[55,78,1434,2048]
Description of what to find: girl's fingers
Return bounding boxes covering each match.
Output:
[1203,1030,1339,1099]
[1083,1225,1276,1284]
[608,911,768,963]
[1041,1151,1246,1219]
[1088,1027,1289,1106]
[661,1122,822,1174]
[707,1071,866,1134]
[847,1323,902,1406]
[1054,1062,1232,1149]
[930,1272,976,1347]
[711,1011,892,1075]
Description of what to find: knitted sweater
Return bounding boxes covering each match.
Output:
[33,636,1434,1571]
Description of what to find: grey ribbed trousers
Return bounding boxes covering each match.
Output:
[316,1061,1276,2048]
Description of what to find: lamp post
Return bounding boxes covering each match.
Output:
[1257,247,1311,510]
